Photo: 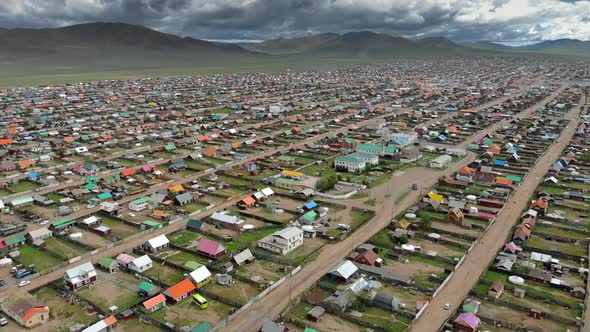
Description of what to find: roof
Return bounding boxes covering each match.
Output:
[143,293,166,310]
[139,281,156,292]
[189,265,212,283]
[192,322,213,332]
[281,170,303,177]
[98,256,115,268]
[241,196,256,205]
[51,218,75,229]
[261,187,274,196]
[131,255,153,268]
[116,253,135,265]
[233,249,254,265]
[329,260,358,279]
[164,278,196,300]
[274,227,303,240]
[146,234,169,248]
[454,312,480,329]
[197,238,225,256]
[82,315,117,332]
[65,262,96,281]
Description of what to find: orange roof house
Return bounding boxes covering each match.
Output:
[18,160,35,169]
[457,167,476,175]
[2,292,49,328]
[238,196,256,209]
[121,168,136,177]
[168,184,184,193]
[142,293,166,312]
[487,145,501,154]
[0,138,14,145]
[203,148,217,157]
[495,178,513,186]
[163,278,195,302]
[64,136,75,143]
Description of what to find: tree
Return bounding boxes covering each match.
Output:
[317,174,338,192]
[419,216,432,231]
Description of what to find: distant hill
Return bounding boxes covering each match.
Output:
[0,22,259,69]
[248,31,467,57]
[462,39,590,57]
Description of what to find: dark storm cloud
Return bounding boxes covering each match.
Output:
[0,0,589,43]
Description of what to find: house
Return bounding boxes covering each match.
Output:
[143,234,169,253]
[430,154,452,169]
[138,281,159,297]
[448,207,464,223]
[573,287,586,299]
[257,227,304,255]
[163,278,196,303]
[356,143,397,157]
[0,291,49,328]
[372,292,402,311]
[260,320,289,332]
[128,197,153,212]
[529,197,549,216]
[238,196,256,209]
[390,132,418,147]
[82,315,117,332]
[488,280,504,298]
[50,218,76,233]
[503,242,522,255]
[115,253,135,268]
[353,249,382,267]
[233,249,255,266]
[197,238,226,259]
[321,289,355,314]
[209,212,246,231]
[528,270,552,285]
[97,257,119,273]
[512,225,531,243]
[4,234,26,249]
[189,265,212,288]
[462,299,480,314]
[26,227,52,244]
[307,305,325,322]
[142,294,166,313]
[64,262,97,290]
[334,155,366,173]
[129,255,153,273]
[80,216,102,227]
[327,260,358,283]
[453,312,480,332]
[175,192,194,206]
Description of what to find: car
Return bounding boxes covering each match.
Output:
[18,280,31,287]
[412,184,418,190]
[444,303,452,310]
[0,317,7,326]
[40,220,49,225]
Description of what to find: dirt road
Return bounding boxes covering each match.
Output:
[216,154,478,332]
[409,93,585,332]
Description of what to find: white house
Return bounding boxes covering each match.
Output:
[390,132,418,147]
[210,211,245,230]
[189,265,212,288]
[129,255,153,273]
[143,234,169,253]
[258,227,304,255]
[334,155,366,173]
[430,154,452,169]
[128,197,152,212]
[64,262,97,290]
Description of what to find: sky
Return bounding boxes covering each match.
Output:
[0,0,589,45]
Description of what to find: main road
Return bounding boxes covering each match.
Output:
[410,91,586,332]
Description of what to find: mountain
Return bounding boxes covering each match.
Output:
[248,31,466,57]
[516,38,590,56]
[462,39,590,57]
[0,22,259,72]
[247,33,340,54]
[461,41,513,51]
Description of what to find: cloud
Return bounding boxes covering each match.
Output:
[0,0,589,43]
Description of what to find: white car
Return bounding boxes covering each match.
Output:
[18,280,31,287]
[40,220,49,225]
[444,303,452,310]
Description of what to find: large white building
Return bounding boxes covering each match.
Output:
[258,227,304,255]
[334,152,378,173]
[430,154,452,169]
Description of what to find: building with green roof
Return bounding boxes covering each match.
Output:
[356,143,398,157]
[50,218,76,230]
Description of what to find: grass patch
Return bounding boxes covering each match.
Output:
[10,180,41,192]
[17,245,62,271]
[364,198,377,206]
[394,191,411,205]
[43,237,88,259]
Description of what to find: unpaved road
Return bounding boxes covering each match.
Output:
[410,92,585,332]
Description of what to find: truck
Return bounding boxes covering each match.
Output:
[11,264,35,279]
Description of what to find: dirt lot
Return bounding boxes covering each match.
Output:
[407,239,465,259]
[431,220,481,237]
[150,296,233,327]
[77,273,143,311]
[234,260,290,283]
[477,300,573,332]
[382,259,444,277]
[71,226,113,248]
[205,279,260,305]
[33,287,97,331]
